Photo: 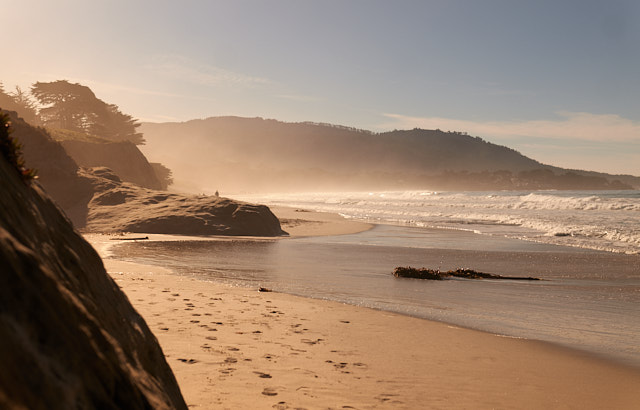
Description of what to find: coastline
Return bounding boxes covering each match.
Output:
[88,208,640,409]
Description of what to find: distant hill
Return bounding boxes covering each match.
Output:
[140,116,638,193]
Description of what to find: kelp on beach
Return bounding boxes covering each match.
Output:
[393,266,540,281]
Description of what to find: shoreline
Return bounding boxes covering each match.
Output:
[270,205,374,237]
[100,259,640,409]
[86,208,640,408]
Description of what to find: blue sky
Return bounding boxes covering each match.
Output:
[3,0,639,175]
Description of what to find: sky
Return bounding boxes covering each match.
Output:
[2,0,639,175]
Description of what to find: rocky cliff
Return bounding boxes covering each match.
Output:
[5,110,94,224]
[60,138,163,190]
[0,123,187,408]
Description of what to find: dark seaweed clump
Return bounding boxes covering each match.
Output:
[393,267,540,281]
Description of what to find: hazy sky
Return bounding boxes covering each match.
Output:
[3,0,639,175]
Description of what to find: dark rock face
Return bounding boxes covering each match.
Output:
[81,167,287,236]
[0,155,186,408]
[4,110,94,227]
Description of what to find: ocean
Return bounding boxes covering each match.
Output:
[111,190,640,367]
[237,190,640,255]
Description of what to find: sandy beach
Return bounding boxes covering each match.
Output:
[90,209,640,409]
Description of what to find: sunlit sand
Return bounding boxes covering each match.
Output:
[91,210,640,409]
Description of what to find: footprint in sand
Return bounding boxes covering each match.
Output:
[261,387,278,396]
[205,336,217,341]
[254,371,272,379]
[224,357,238,364]
[177,358,199,364]
[301,338,324,345]
[375,393,401,404]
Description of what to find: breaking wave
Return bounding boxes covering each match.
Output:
[235,190,640,254]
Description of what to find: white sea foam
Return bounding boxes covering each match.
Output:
[235,190,640,254]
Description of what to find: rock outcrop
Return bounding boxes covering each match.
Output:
[0,130,186,408]
[82,167,286,236]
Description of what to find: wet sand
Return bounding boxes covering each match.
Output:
[271,206,374,237]
[89,208,640,409]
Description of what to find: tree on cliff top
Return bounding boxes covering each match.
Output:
[31,80,144,144]
[0,82,39,124]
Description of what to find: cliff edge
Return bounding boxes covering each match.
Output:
[60,138,163,190]
[0,119,186,408]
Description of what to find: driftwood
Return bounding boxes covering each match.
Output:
[393,267,540,281]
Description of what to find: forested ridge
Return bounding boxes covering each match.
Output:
[141,116,638,192]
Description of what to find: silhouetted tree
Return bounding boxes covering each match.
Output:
[0,83,39,124]
[31,80,144,144]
